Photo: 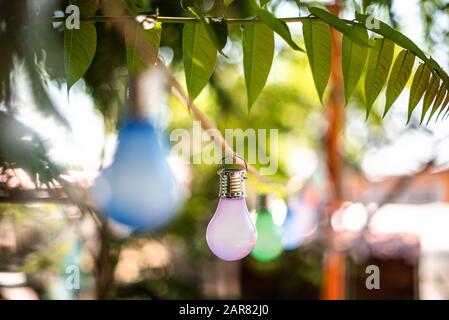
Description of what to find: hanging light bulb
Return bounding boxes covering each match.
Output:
[93,118,178,231]
[281,206,304,251]
[206,165,257,261]
[251,195,283,262]
[283,188,319,249]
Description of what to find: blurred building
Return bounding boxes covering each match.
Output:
[345,167,449,299]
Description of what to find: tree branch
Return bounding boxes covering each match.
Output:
[47,14,316,24]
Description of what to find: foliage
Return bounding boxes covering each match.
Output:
[0,0,448,186]
[64,21,97,92]
[302,19,332,103]
[44,0,449,123]
[0,0,448,125]
[256,7,303,52]
[182,22,217,100]
[384,50,415,117]
[125,21,162,74]
[408,63,431,123]
[421,72,441,124]
[364,37,394,118]
[242,22,274,110]
[342,26,369,105]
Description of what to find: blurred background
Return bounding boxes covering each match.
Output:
[1,0,449,300]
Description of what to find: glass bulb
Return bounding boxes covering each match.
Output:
[93,119,178,231]
[251,210,283,261]
[281,207,304,250]
[206,198,257,261]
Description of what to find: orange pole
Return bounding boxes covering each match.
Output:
[321,1,346,300]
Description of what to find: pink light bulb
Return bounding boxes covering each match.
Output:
[206,198,257,261]
[206,167,257,261]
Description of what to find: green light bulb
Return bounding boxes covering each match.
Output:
[251,210,283,262]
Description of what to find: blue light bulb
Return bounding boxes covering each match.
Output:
[93,119,178,231]
[281,207,304,251]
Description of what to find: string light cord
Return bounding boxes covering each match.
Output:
[47,14,320,24]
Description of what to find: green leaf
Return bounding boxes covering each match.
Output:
[407,63,431,123]
[427,58,449,91]
[260,0,271,6]
[224,0,235,7]
[243,22,275,111]
[309,7,370,47]
[356,12,426,61]
[302,19,332,103]
[342,26,369,104]
[188,7,228,56]
[125,22,161,75]
[183,22,217,100]
[384,50,415,117]
[356,12,449,91]
[442,104,449,120]
[64,21,97,92]
[435,90,449,121]
[364,37,394,118]
[257,8,304,51]
[427,84,446,124]
[70,0,99,18]
[420,73,440,124]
